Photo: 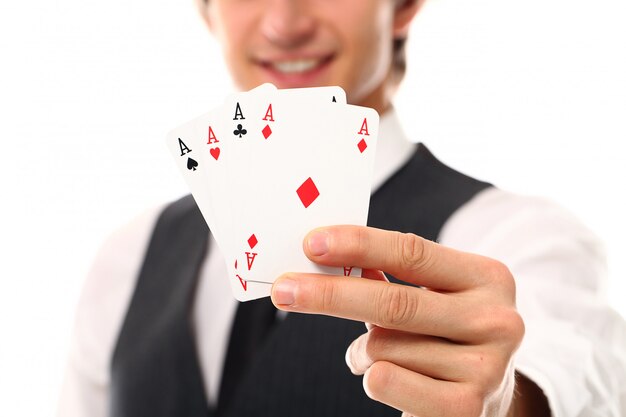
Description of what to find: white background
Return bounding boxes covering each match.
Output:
[0,0,624,415]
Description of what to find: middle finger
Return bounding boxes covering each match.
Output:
[346,327,488,383]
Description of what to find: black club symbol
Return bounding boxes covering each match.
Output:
[233,124,247,138]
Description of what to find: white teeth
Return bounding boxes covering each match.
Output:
[272,59,320,73]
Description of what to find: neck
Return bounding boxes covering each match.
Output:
[352,79,395,116]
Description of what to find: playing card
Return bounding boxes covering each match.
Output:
[225,100,379,284]
[215,86,351,282]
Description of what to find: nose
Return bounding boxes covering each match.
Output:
[261,0,316,49]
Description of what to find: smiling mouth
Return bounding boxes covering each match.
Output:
[259,55,334,74]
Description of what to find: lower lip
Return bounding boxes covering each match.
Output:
[258,57,333,88]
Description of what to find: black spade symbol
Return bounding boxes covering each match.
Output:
[187,157,198,171]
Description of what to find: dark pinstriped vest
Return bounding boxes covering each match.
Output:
[109,144,491,417]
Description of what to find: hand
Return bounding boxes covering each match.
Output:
[270,226,525,417]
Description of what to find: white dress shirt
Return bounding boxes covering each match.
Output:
[57,109,626,417]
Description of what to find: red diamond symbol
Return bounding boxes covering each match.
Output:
[296,177,320,208]
[357,138,367,153]
[262,125,272,139]
[247,234,258,249]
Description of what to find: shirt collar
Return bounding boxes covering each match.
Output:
[371,106,417,194]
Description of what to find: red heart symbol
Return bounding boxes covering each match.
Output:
[210,147,220,160]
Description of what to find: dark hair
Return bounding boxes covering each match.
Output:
[392,37,408,86]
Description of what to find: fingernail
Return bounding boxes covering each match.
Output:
[272,278,297,306]
[307,231,329,256]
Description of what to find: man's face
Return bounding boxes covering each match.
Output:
[205,0,399,113]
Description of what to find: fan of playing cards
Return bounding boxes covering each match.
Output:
[166,84,379,301]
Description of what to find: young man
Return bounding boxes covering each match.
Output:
[58,1,625,416]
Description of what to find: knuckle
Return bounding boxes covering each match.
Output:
[490,259,511,277]
[486,306,525,346]
[320,281,338,311]
[514,311,526,343]
[492,308,525,345]
[503,308,525,347]
[376,285,418,327]
[308,279,338,312]
[485,259,515,290]
[398,232,429,271]
[346,226,370,259]
[470,305,524,347]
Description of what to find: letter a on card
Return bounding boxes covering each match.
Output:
[246,252,257,270]
[263,104,274,122]
[207,126,219,144]
[358,118,370,136]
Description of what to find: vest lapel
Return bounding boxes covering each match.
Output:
[109,196,212,417]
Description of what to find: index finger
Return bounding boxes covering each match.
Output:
[304,225,504,291]
[271,273,476,340]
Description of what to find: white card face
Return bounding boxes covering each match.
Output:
[213,84,278,299]
[192,84,277,241]
[165,113,216,228]
[215,86,351,284]
[226,102,379,284]
[275,85,346,106]
[209,84,278,269]
[187,108,228,243]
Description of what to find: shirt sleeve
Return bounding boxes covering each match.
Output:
[438,188,626,417]
[56,205,164,417]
